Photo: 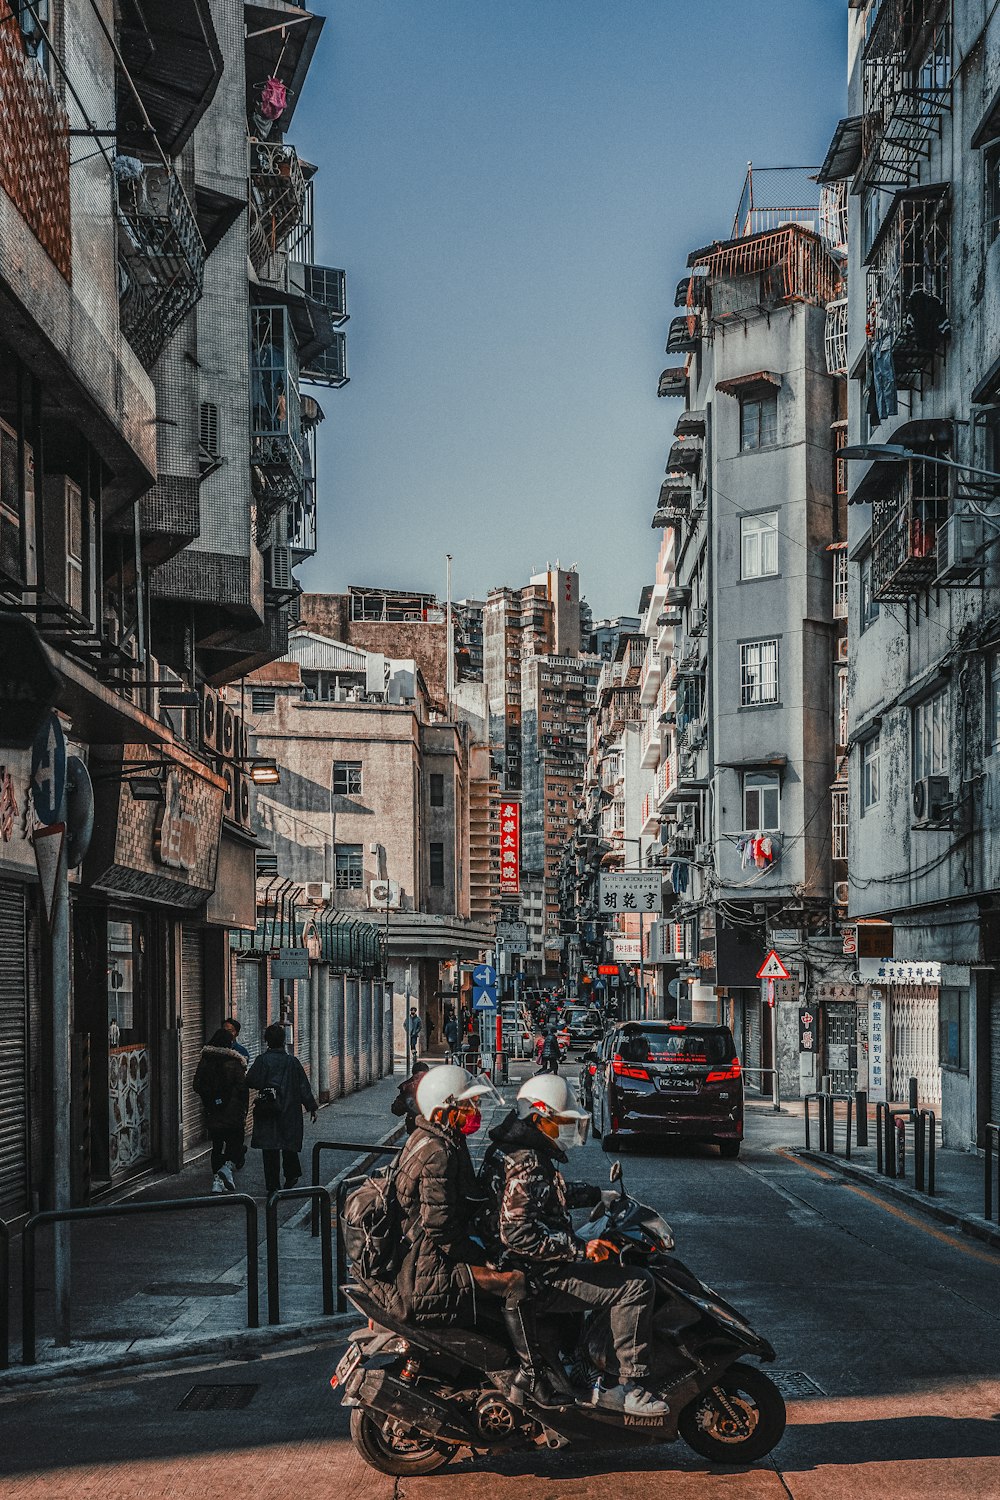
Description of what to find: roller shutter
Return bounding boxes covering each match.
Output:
[181,926,206,1153]
[233,957,263,1063]
[0,885,28,1217]
[990,974,1000,1126]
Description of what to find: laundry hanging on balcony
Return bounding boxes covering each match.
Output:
[871,335,898,422]
[670,861,688,895]
[737,834,779,870]
[253,76,288,137]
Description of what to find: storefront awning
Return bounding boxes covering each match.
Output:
[715,370,782,398]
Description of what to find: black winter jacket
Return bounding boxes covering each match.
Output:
[393,1117,485,1326]
[246,1047,317,1151]
[492,1113,600,1265]
[192,1045,249,1134]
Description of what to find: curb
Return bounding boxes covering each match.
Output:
[794,1148,1000,1251]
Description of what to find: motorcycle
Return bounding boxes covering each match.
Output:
[331,1161,786,1477]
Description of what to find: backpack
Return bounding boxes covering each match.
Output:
[341,1162,407,1281]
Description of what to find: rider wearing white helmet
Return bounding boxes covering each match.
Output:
[492,1071,669,1417]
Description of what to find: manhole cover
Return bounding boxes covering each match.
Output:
[770,1370,825,1398]
[145,1282,242,1298]
[177,1384,259,1412]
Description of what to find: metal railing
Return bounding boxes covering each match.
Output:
[984,1123,1000,1224]
[804,1091,854,1158]
[265,1186,333,1326]
[310,1139,402,1238]
[875,1098,937,1196]
[21,1195,260,1366]
[741,1066,780,1114]
[0,1217,8,1370]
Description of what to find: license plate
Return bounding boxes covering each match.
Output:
[659,1076,697,1092]
[331,1341,362,1388]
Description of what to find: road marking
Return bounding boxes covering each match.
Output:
[778,1150,1000,1269]
[737,1161,820,1217]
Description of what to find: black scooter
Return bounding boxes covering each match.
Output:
[331,1162,786,1477]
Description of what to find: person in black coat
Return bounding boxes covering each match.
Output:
[246,1023,318,1192]
[193,1028,249,1194]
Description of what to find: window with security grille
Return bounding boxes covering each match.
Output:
[860,553,880,631]
[861,735,880,811]
[741,513,778,579]
[739,393,778,452]
[333,761,362,796]
[744,772,780,832]
[831,786,848,860]
[987,144,1000,244]
[913,688,948,780]
[832,549,848,618]
[739,640,778,706]
[335,845,363,889]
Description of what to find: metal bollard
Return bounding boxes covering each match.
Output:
[908,1076,918,1113]
[895,1114,906,1179]
[265,1186,334,1326]
[923,1110,936,1197]
[855,1090,868,1148]
[914,1110,925,1193]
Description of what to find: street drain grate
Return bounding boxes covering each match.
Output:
[145,1282,242,1298]
[177,1384,259,1412]
[770,1371,825,1398]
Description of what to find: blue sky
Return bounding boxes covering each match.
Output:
[294,1,846,619]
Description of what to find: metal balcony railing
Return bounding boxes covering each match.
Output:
[866,191,950,387]
[824,298,848,376]
[870,456,951,601]
[117,162,206,369]
[861,0,952,189]
[249,141,308,277]
[250,304,303,507]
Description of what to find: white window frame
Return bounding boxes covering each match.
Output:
[332,760,363,796]
[861,734,881,812]
[832,549,849,618]
[743,771,780,832]
[913,688,949,780]
[739,639,779,707]
[837,668,849,748]
[741,512,779,580]
[831,785,849,860]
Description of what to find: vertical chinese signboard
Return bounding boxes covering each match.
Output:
[499,800,520,895]
[868,993,886,1103]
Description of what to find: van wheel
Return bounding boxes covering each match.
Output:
[350,1408,454,1476]
[717,1139,740,1159]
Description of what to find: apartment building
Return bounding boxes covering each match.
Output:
[820,0,1000,1147]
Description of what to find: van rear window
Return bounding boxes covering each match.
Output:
[617,1030,735,1065]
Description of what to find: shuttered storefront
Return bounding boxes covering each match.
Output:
[181,926,206,1153]
[233,957,264,1064]
[889,985,941,1107]
[989,974,1000,1127]
[0,884,28,1218]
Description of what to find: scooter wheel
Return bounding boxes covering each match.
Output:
[350,1407,455,1476]
[678,1362,786,1464]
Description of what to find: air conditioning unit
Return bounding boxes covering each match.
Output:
[201,685,220,752]
[836,637,849,662]
[833,880,849,907]
[302,881,333,905]
[695,841,712,863]
[369,879,401,909]
[267,544,293,593]
[912,774,950,827]
[936,511,984,585]
[220,704,236,759]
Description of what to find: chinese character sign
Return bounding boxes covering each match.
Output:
[499,801,520,895]
[868,994,886,1103]
[798,1008,816,1053]
[598,872,661,915]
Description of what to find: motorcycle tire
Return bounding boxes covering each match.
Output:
[678,1362,786,1464]
[350,1407,455,1476]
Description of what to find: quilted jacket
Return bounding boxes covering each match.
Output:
[393,1116,486,1325]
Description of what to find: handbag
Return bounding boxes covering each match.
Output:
[253,1055,291,1119]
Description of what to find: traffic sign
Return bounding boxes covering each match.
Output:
[31,714,66,826]
[472,964,496,988]
[472,985,498,1011]
[757,949,790,981]
[32,821,65,927]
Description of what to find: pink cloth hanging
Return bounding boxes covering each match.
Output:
[259,77,287,121]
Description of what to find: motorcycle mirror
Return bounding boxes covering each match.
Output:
[609,1160,623,1188]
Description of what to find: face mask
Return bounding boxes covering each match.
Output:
[460,1108,482,1136]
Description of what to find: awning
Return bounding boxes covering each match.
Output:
[245,3,325,131]
[666,440,702,472]
[674,274,707,310]
[117,0,224,157]
[716,754,788,773]
[658,367,688,399]
[847,419,954,505]
[715,370,782,398]
[816,116,864,184]
[665,317,700,355]
[674,409,706,438]
[972,352,1000,405]
[194,184,247,257]
[249,280,337,364]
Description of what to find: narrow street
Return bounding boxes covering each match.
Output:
[4,1073,998,1500]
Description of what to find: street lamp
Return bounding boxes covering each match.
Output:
[841,442,1000,486]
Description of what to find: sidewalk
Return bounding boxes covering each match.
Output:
[0,1072,409,1386]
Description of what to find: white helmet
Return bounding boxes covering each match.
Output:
[516,1072,590,1149]
[415,1064,488,1119]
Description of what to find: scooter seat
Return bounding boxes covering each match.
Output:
[346,1282,516,1372]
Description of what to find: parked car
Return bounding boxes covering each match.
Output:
[590,1021,743,1157]
[562,1004,604,1048]
[500,1002,533,1057]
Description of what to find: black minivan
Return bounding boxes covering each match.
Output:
[589,1021,744,1157]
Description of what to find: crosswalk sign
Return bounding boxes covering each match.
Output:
[756,949,790,981]
[472,984,498,1011]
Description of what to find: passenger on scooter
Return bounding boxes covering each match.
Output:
[496,1073,669,1417]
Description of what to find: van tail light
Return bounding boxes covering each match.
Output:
[705,1060,742,1083]
[612,1054,650,1081]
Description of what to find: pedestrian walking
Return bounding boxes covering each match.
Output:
[539,1024,561,1075]
[391,1060,430,1134]
[444,1013,460,1057]
[246,1022,318,1192]
[192,1028,249,1194]
[223,1016,250,1063]
[405,1006,422,1060]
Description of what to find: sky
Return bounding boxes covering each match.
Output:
[293,1,847,620]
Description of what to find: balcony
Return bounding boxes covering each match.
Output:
[655,754,673,808]
[866,190,949,388]
[250,304,303,508]
[869,455,951,601]
[117,161,206,370]
[640,790,659,837]
[639,648,662,706]
[249,141,308,277]
[658,367,688,399]
[693,224,842,318]
[861,0,952,189]
[825,298,848,376]
[640,712,661,770]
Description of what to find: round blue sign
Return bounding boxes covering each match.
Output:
[31,714,66,826]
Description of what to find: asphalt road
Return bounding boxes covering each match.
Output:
[3,1066,1000,1500]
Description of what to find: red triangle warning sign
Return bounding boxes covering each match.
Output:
[756,949,790,981]
[33,822,65,927]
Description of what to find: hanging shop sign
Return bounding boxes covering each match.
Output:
[499,801,521,895]
[798,1007,817,1053]
[613,937,642,960]
[598,871,661,915]
[858,958,941,986]
[868,993,887,1103]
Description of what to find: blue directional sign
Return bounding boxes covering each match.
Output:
[31,713,66,827]
[472,984,498,1011]
[472,964,496,988]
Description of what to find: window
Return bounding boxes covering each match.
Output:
[0,419,35,587]
[990,654,1000,755]
[939,987,969,1072]
[739,392,778,452]
[832,549,848,618]
[913,688,949,780]
[429,773,445,807]
[831,786,848,860]
[860,553,880,631]
[744,772,780,832]
[429,842,445,887]
[739,639,779,706]
[837,668,849,748]
[251,689,276,714]
[15,0,50,71]
[984,141,1000,243]
[332,761,362,796]
[861,735,880,812]
[741,512,778,579]
[335,844,363,890]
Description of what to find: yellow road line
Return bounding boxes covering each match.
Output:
[778,1149,1000,1269]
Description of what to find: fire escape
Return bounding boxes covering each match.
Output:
[860,0,953,189]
